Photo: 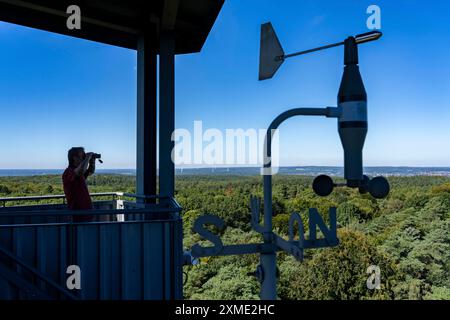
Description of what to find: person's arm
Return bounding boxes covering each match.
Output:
[84,156,96,178]
[74,153,93,178]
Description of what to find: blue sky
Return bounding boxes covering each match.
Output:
[0,0,449,169]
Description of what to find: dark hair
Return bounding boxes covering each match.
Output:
[68,147,85,167]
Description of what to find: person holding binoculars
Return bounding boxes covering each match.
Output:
[62,147,101,222]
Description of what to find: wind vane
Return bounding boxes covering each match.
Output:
[189,22,389,300]
[259,22,382,80]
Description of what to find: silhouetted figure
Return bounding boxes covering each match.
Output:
[62,147,95,222]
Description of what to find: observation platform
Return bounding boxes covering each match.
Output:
[0,193,183,299]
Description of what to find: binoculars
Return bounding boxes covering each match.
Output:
[92,153,103,163]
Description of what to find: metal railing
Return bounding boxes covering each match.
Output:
[0,192,121,208]
[0,192,182,209]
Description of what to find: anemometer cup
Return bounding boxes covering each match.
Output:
[367,176,390,199]
[358,175,390,199]
[312,175,334,197]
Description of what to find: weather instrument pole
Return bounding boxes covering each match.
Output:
[188,22,389,301]
[258,23,388,299]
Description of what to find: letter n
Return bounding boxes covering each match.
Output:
[308,207,338,245]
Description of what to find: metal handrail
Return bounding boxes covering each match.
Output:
[0,192,120,203]
[0,206,182,218]
[0,192,178,207]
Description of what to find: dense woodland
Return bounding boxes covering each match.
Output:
[0,174,449,300]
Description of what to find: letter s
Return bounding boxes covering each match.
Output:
[191,215,225,257]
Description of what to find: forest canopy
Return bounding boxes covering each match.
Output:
[0,174,448,300]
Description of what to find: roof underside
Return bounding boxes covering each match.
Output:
[0,0,224,53]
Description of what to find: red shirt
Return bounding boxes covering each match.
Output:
[62,166,93,222]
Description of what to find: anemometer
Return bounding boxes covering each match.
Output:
[259,22,389,199]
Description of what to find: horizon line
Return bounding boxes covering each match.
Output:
[1,165,450,170]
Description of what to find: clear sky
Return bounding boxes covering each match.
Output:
[0,0,449,169]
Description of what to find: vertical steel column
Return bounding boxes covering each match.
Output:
[136,30,158,202]
[159,32,175,197]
